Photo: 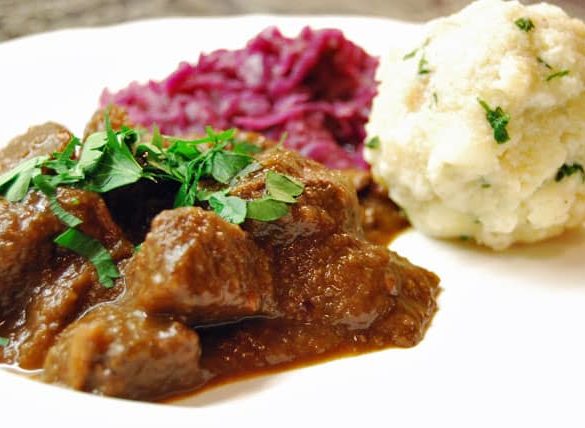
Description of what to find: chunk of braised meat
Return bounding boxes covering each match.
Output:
[125,207,276,324]
[231,147,362,246]
[229,146,435,328]
[193,147,439,381]
[273,234,399,329]
[367,252,439,347]
[0,188,133,368]
[0,123,72,174]
[42,305,204,401]
[0,192,61,314]
[199,239,438,378]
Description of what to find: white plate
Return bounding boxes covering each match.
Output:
[1,15,584,428]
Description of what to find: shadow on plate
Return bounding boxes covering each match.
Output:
[436,227,585,290]
[451,227,585,260]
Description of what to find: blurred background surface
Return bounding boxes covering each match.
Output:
[1,0,584,41]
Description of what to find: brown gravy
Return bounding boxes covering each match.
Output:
[0,120,438,402]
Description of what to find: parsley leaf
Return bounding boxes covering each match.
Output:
[515,18,535,32]
[537,56,553,70]
[208,192,247,224]
[247,198,289,221]
[54,228,120,288]
[432,92,439,106]
[403,48,418,60]
[265,171,304,203]
[43,137,80,175]
[229,161,262,186]
[211,151,253,184]
[546,70,570,82]
[478,99,511,144]
[166,139,203,160]
[233,141,263,155]
[418,55,431,75]
[555,163,584,182]
[83,116,143,193]
[277,132,288,148]
[0,337,8,347]
[403,38,431,61]
[0,156,48,202]
[365,136,381,149]
[75,132,108,175]
[33,175,83,228]
[173,159,200,207]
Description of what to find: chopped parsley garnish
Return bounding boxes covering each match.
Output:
[54,228,120,288]
[33,175,83,228]
[537,57,570,82]
[0,337,8,347]
[84,117,144,193]
[247,198,289,221]
[208,191,247,224]
[0,156,48,202]
[515,18,535,32]
[537,56,553,70]
[555,163,584,182]
[265,171,304,203]
[403,39,432,76]
[478,99,511,144]
[546,70,570,82]
[365,136,381,149]
[0,115,306,287]
[418,55,431,75]
[403,49,418,60]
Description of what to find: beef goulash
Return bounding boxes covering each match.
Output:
[0,110,439,401]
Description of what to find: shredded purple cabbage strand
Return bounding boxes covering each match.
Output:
[100,27,378,169]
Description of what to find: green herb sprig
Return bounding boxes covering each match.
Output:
[403,38,432,76]
[478,99,511,144]
[0,116,305,287]
[418,55,431,75]
[0,337,8,347]
[365,136,381,149]
[555,163,584,182]
[537,57,570,82]
[546,70,570,82]
[515,18,535,32]
[54,228,120,288]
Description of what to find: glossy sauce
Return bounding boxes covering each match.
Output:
[1,178,417,402]
[163,192,412,403]
[0,133,439,402]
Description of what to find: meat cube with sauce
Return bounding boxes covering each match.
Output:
[126,207,276,324]
[43,305,203,401]
[0,192,62,314]
[232,147,439,332]
[0,188,133,368]
[232,148,362,246]
[0,123,71,174]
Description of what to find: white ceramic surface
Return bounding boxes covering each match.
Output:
[0,16,584,428]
